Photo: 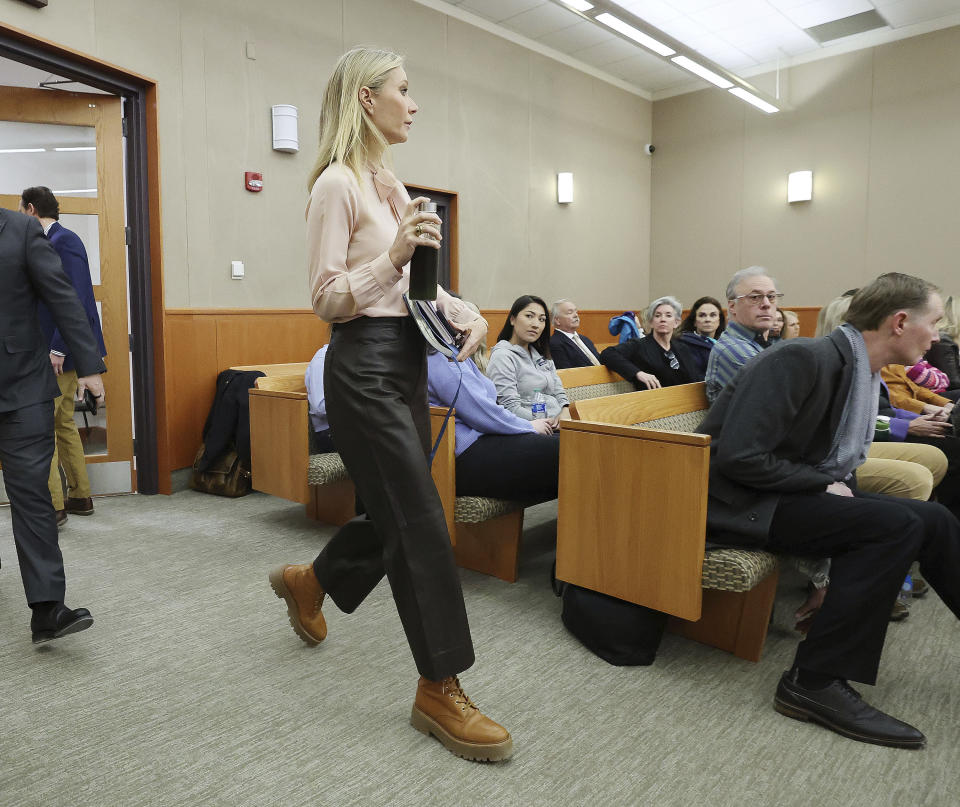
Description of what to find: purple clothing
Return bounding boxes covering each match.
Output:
[881,379,918,440]
[427,352,534,457]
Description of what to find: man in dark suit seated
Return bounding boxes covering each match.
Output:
[21,186,107,525]
[0,206,106,643]
[548,299,601,369]
[701,272,960,749]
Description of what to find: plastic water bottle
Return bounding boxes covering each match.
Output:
[899,573,913,609]
[531,390,547,419]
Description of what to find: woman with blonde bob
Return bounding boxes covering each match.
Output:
[268,48,511,762]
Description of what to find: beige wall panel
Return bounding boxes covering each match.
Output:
[0,0,96,48]
[866,28,960,291]
[444,20,534,308]
[740,52,874,305]
[7,0,649,312]
[650,90,744,306]
[652,26,960,307]
[527,54,651,310]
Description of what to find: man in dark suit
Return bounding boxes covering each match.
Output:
[0,206,106,643]
[701,273,960,749]
[21,187,107,526]
[548,299,601,369]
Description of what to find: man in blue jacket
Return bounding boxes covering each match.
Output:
[21,187,107,526]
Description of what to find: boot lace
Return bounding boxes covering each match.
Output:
[441,676,478,713]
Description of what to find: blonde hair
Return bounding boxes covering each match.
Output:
[781,309,800,337]
[308,47,405,189]
[462,301,490,373]
[937,295,960,341]
[815,296,852,337]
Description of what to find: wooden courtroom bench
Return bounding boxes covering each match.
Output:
[556,364,634,402]
[557,382,779,662]
[248,368,528,582]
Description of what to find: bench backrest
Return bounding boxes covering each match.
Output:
[556,365,634,402]
[254,373,307,394]
[232,361,311,377]
[569,382,708,430]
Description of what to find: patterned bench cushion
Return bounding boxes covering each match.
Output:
[307,452,349,486]
[567,380,635,401]
[308,454,523,524]
[454,496,525,523]
[702,548,778,592]
[635,409,708,433]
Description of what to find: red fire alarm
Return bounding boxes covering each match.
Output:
[245,171,263,192]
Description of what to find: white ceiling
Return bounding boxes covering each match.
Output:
[431,0,960,97]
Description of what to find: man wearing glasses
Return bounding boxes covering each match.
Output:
[705,266,783,403]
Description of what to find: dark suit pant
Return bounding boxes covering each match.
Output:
[766,491,960,685]
[456,433,559,502]
[312,317,474,680]
[0,400,66,604]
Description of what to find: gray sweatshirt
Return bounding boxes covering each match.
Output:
[486,340,569,420]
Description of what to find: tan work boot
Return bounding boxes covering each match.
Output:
[411,676,513,762]
[268,564,327,645]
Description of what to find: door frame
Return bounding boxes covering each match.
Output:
[0,21,165,493]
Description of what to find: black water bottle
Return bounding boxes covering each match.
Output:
[408,201,438,301]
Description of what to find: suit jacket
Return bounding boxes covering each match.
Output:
[699,332,854,545]
[0,209,107,413]
[549,330,600,369]
[600,335,703,388]
[37,220,107,373]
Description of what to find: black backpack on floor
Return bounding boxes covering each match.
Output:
[552,563,667,666]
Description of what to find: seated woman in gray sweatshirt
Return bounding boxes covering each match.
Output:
[486,295,570,429]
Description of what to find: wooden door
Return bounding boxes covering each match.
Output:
[0,86,134,494]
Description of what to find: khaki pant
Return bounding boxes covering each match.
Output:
[859,441,949,501]
[47,370,92,510]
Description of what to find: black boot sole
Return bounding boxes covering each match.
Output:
[773,695,926,749]
[32,614,94,644]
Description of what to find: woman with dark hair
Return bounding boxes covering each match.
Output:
[678,295,725,377]
[266,47,511,762]
[486,295,570,428]
[602,296,704,389]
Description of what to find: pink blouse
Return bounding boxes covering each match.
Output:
[306,162,469,325]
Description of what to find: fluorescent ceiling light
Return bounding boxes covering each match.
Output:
[51,188,97,194]
[0,147,46,153]
[670,56,733,89]
[595,13,675,57]
[559,0,593,11]
[728,87,779,113]
[54,146,96,152]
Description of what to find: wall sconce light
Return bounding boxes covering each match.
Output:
[787,170,813,203]
[557,172,573,204]
[272,104,299,153]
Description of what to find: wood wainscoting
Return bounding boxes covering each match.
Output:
[157,305,821,492]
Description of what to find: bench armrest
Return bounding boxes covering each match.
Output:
[249,387,310,504]
[556,420,709,621]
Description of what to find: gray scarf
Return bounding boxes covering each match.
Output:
[815,324,879,481]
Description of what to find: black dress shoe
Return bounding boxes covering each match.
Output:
[31,603,94,644]
[774,670,926,749]
[55,510,68,528]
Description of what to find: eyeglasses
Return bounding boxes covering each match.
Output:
[665,350,680,370]
[732,292,784,306]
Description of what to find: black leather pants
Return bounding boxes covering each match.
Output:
[312,316,474,680]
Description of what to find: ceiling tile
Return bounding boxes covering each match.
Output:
[717,14,803,45]
[878,0,960,27]
[610,0,686,27]
[537,19,616,50]
[498,2,582,38]
[780,0,874,29]
[692,0,781,29]
[459,0,544,23]
[667,0,733,12]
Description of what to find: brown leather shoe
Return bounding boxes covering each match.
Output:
[268,564,327,645]
[411,676,513,762]
[55,510,67,528]
[65,497,94,515]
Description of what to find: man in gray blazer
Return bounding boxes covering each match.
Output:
[701,272,960,749]
[0,207,106,643]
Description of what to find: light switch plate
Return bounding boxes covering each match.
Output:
[231,260,244,279]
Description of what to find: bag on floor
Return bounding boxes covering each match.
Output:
[189,442,251,498]
[552,563,667,666]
